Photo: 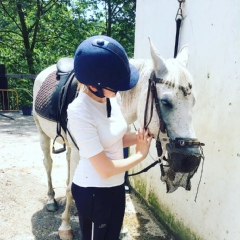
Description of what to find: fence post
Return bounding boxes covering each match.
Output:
[0,64,9,110]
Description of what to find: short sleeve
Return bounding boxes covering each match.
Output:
[67,105,103,158]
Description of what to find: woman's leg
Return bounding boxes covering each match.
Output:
[72,183,125,240]
[71,183,94,240]
[92,184,125,240]
[104,184,125,240]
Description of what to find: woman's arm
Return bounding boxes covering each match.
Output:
[122,132,137,148]
[123,128,153,147]
[89,128,153,178]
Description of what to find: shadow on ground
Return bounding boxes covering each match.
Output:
[31,194,173,240]
[0,111,37,136]
[0,111,174,240]
[31,198,82,240]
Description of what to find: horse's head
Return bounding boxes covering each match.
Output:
[141,38,204,193]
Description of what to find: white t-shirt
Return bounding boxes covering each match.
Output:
[67,92,127,187]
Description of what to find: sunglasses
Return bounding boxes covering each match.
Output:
[103,87,118,93]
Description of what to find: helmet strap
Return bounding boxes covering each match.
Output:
[106,98,111,118]
[88,86,105,98]
[88,86,112,118]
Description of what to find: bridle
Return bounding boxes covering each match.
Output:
[128,71,204,179]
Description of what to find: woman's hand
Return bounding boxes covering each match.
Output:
[89,127,153,179]
[135,127,153,159]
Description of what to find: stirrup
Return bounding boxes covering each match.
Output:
[52,134,66,154]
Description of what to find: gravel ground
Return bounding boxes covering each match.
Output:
[0,111,174,240]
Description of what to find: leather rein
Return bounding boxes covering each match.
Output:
[128,72,166,177]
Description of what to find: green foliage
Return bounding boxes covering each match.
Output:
[0,0,137,104]
[8,78,33,107]
[75,0,137,56]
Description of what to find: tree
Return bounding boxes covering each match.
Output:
[0,0,84,106]
[73,0,137,56]
[0,0,137,108]
[0,0,84,74]
[0,0,136,74]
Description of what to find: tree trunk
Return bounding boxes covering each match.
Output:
[16,2,36,74]
[106,0,112,36]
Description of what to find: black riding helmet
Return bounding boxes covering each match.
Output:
[74,35,139,98]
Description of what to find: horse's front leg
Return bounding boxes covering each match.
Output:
[66,147,71,186]
[39,129,58,212]
[58,146,79,240]
[58,183,73,240]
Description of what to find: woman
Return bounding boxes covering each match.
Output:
[67,35,152,240]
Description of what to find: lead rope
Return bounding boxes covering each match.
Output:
[174,0,185,58]
[194,145,205,202]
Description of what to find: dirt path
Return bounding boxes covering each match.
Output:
[0,112,173,240]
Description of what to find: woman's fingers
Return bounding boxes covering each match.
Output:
[136,127,152,142]
[147,134,153,143]
[136,127,143,138]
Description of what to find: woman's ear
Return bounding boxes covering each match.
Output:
[89,85,97,92]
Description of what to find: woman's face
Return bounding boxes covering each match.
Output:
[102,87,118,98]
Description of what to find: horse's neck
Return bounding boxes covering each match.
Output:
[120,88,138,125]
[120,59,152,125]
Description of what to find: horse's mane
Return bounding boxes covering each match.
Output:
[164,59,193,89]
[130,58,193,89]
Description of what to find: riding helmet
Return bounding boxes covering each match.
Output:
[74,35,139,94]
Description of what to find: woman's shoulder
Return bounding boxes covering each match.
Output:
[68,93,93,117]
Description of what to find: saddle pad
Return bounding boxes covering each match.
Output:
[35,71,59,121]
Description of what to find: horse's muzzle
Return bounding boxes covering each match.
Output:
[166,138,204,173]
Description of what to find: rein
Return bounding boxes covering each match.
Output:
[128,72,166,177]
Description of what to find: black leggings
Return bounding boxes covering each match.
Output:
[71,183,125,240]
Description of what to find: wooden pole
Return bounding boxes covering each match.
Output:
[0,64,9,110]
[0,64,8,88]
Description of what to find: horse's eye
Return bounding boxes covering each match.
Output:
[161,99,172,108]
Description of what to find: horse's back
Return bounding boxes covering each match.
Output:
[33,65,57,99]
[33,64,63,142]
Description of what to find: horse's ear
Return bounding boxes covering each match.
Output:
[148,37,168,77]
[176,45,189,67]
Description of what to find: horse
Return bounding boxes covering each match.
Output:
[33,38,204,240]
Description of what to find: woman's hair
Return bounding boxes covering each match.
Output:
[77,82,88,93]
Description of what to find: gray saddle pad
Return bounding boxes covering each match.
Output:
[35,70,77,127]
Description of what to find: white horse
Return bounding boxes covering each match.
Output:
[33,38,203,240]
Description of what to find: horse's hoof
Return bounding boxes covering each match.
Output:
[58,229,73,240]
[46,199,58,212]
